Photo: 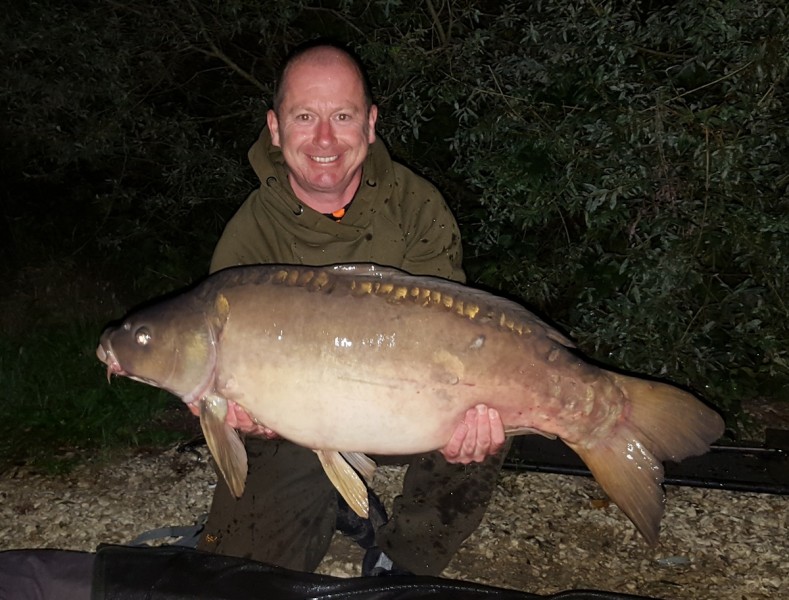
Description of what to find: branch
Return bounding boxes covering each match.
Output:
[184,0,266,93]
[426,0,447,47]
[301,6,366,37]
[188,43,266,93]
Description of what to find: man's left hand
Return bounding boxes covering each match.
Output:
[186,400,279,439]
[440,404,506,464]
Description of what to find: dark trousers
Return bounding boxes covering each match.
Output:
[196,438,509,576]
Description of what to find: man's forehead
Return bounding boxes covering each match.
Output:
[280,66,366,110]
[286,60,360,87]
[291,47,357,70]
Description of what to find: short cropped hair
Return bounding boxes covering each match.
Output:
[271,39,374,114]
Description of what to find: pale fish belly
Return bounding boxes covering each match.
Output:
[214,350,520,454]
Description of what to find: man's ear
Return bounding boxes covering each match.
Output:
[267,109,281,147]
[367,104,378,144]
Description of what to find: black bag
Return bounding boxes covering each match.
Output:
[91,545,655,600]
[0,545,657,600]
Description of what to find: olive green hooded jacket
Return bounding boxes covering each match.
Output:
[210,129,465,283]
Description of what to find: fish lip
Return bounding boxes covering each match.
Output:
[96,342,125,382]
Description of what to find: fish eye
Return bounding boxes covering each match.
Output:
[134,327,152,346]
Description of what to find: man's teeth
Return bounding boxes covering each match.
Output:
[312,155,338,163]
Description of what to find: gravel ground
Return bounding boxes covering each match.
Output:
[1,436,786,599]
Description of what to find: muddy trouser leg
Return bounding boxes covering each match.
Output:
[374,439,512,576]
[197,437,337,572]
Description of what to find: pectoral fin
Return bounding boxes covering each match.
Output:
[340,452,377,481]
[315,450,369,518]
[200,394,248,498]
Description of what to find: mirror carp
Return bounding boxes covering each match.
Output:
[97,264,725,544]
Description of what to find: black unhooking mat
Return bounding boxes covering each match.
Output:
[91,545,658,600]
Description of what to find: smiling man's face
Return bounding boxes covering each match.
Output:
[267,49,378,211]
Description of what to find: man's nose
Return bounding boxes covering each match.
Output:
[314,119,336,146]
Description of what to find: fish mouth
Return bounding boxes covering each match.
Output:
[96,343,161,388]
[96,342,125,383]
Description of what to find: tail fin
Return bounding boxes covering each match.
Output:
[566,373,725,544]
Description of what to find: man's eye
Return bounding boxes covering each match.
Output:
[297,114,311,121]
[337,113,350,121]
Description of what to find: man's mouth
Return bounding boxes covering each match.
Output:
[311,155,339,164]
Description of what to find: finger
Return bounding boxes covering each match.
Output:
[488,407,506,451]
[225,407,240,428]
[441,422,469,460]
[262,427,279,439]
[473,404,492,457]
[461,407,479,458]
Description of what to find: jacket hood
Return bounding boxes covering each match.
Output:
[247,127,287,185]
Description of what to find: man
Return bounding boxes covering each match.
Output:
[197,40,508,577]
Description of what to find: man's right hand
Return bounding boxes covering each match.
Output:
[440,404,506,464]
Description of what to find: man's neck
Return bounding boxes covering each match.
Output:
[289,172,362,215]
